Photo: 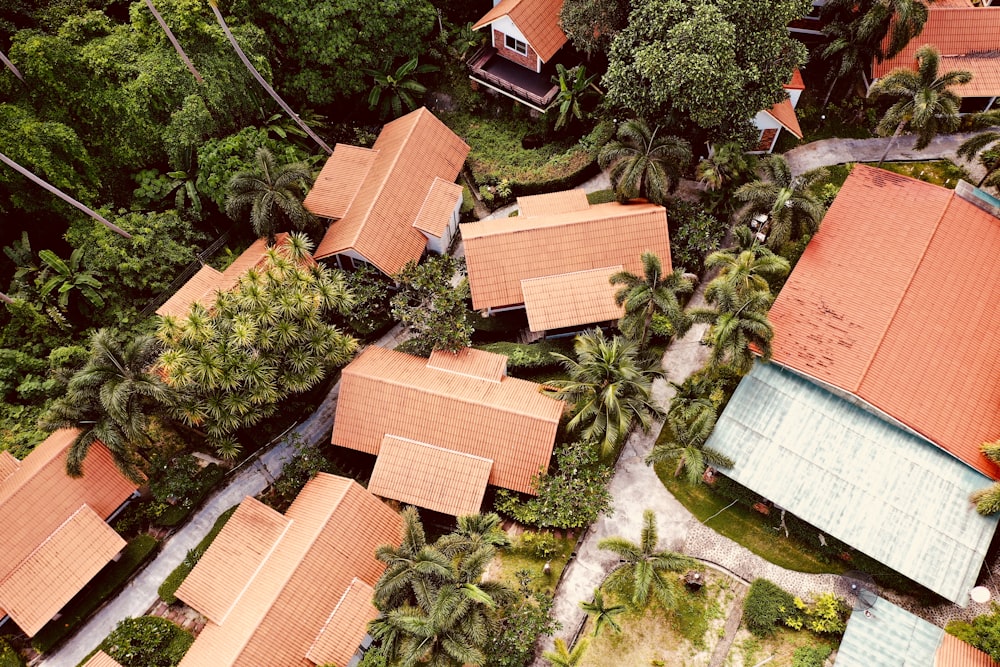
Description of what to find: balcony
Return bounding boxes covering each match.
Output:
[468,46,559,112]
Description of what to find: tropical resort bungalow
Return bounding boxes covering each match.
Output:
[175,473,402,667]
[751,70,805,154]
[0,429,139,637]
[305,107,470,276]
[330,346,564,515]
[705,166,1000,605]
[461,190,671,337]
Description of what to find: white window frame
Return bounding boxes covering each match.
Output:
[504,34,527,56]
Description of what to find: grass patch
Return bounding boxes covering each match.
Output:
[491,532,575,596]
[586,189,616,204]
[158,505,238,604]
[727,626,837,667]
[33,535,160,654]
[880,160,969,187]
[654,462,844,575]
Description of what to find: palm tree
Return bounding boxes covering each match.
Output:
[610,252,694,348]
[207,0,332,154]
[957,111,1000,190]
[38,248,104,311]
[144,0,203,82]
[734,155,827,250]
[646,412,733,484]
[598,119,691,205]
[41,329,170,482]
[703,247,789,302]
[437,512,511,557]
[691,285,775,375]
[225,147,316,243]
[0,151,131,239]
[972,440,1000,515]
[546,329,665,460]
[374,507,452,610]
[869,45,971,167]
[696,142,754,192]
[598,509,697,610]
[365,57,438,120]
[580,588,625,637]
[543,638,589,667]
[551,64,598,131]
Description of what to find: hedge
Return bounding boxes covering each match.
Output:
[743,578,796,637]
[158,505,238,604]
[80,616,193,667]
[33,535,160,653]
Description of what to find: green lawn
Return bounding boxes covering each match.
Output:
[492,532,575,596]
[806,160,970,194]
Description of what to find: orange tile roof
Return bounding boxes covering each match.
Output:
[764,97,804,139]
[412,177,464,238]
[369,435,493,516]
[426,347,508,382]
[517,189,590,218]
[461,200,671,311]
[769,165,1000,479]
[303,144,378,220]
[472,0,568,62]
[332,346,563,494]
[175,498,291,625]
[81,652,125,667]
[521,266,624,332]
[0,504,125,636]
[786,68,805,91]
[0,429,138,634]
[873,8,1000,97]
[178,474,401,667]
[936,633,997,667]
[312,108,470,276]
[0,451,19,482]
[305,578,379,667]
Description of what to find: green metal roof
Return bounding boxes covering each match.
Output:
[706,362,999,605]
[835,596,942,666]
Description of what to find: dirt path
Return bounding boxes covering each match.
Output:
[709,584,749,667]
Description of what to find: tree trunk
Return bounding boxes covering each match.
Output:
[0,291,13,305]
[0,50,23,82]
[978,166,998,188]
[0,151,132,239]
[208,1,333,155]
[822,75,839,110]
[877,120,907,168]
[145,0,203,83]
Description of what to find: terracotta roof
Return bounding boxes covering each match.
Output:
[305,578,379,667]
[178,474,401,667]
[0,429,138,634]
[517,189,590,218]
[472,0,568,62]
[0,505,125,636]
[426,348,508,382]
[0,451,19,482]
[332,346,563,494]
[873,8,1000,97]
[81,652,124,667]
[175,498,292,625]
[369,436,493,516]
[521,266,624,332]
[764,97,804,139]
[786,68,805,91]
[303,144,378,220]
[412,177,464,238]
[936,633,997,667]
[461,200,671,311]
[312,108,470,276]
[769,165,1000,479]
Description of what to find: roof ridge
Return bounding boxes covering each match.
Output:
[338,146,380,222]
[305,576,364,659]
[464,203,662,238]
[521,265,623,282]
[0,431,75,506]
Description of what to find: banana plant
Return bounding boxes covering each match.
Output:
[365,57,438,119]
[38,248,104,310]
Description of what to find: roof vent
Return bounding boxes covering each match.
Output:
[955,180,1000,219]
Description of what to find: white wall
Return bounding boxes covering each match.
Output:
[419,197,463,255]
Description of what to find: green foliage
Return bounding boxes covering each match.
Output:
[33,535,160,653]
[476,341,563,369]
[391,255,473,355]
[669,201,728,276]
[792,644,833,667]
[260,438,338,512]
[559,0,630,57]
[153,464,225,527]
[356,645,389,667]
[486,580,558,667]
[946,606,1000,660]
[93,616,193,667]
[37,247,103,311]
[226,147,316,241]
[598,120,691,204]
[341,264,396,338]
[158,505,237,604]
[0,639,24,667]
[782,593,848,634]
[742,578,796,637]
[366,57,438,120]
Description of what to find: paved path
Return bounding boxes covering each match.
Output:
[39,325,409,667]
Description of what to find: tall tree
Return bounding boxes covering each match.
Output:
[225,147,316,243]
[645,410,733,483]
[869,45,971,167]
[598,119,691,204]
[391,255,474,356]
[365,57,438,120]
[696,142,755,192]
[734,156,827,250]
[610,252,694,347]
[559,0,631,57]
[702,247,790,301]
[543,638,589,667]
[690,285,774,375]
[547,329,665,460]
[144,0,202,82]
[0,49,23,81]
[598,509,697,609]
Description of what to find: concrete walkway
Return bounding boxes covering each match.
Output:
[39,325,409,667]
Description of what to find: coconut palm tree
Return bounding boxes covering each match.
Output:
[598,119,691,204]
[207,0,332,154]
[703,247,789,302]
[957,111,1000,190]
[734,155,827,250]
[374,507,453,610]
[41,329,170,482]
[690,285,775,375]
[610,252,694,348]
[580,588,625,637]
[551,64,598,131]
[543,638,589,667]
[696,142,755,192]
[365,57,438,120]
[598,509,697,610]
[144,0,202,82]
[437,512,511,557]
[225,147,316,243]
[646,411,733,484]
[869,45,972,167]
[546,329,665,460]
[972,441,1000,515]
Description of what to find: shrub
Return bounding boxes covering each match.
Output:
[0,639,24,667]
[260,439,339,512]
[158,506,237,604]
[782,593,848,635]
[476,341,565,369]
[792,644,833,667]
[743,578,796,637]
[93,616,193,667]
[668,201,728,277]
[154,464,225,528]
[341,264,395,339]
[517,531,560,560]
[946,605,1000,660]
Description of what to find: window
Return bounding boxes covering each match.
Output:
[504,34,527,56]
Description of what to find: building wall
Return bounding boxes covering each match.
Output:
[492,27,540,72]
[423,197,464,255]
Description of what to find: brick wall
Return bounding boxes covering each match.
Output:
[493,29,538,71]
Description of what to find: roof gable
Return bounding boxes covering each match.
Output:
[521,266,624,332]
[764,97,803,139]
[935,632,997,667]
[769,165,1000,478]
[473,0,569,62]
[412,177,463,238]
[836,596,943,666]
[304,144,378,220]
